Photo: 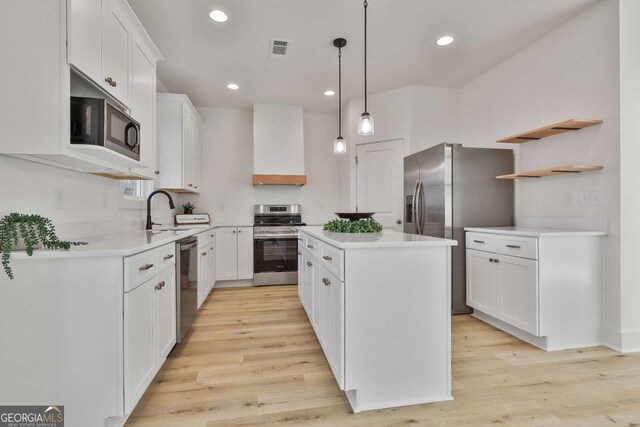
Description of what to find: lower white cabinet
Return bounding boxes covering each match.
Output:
[197,240,216,309]
[466,249,498,315]
[155,266,177,363]
[215,227,254,282]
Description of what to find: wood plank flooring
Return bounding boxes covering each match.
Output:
[127,285,640,426]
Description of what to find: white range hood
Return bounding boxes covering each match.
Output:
[252,104,306,186]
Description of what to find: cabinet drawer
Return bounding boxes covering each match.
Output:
[320,243,344,281]
[125,250,157,292]
[495,236,538,260]
[155,243,176,273]
[466,232,496,252]
[305,236,320,258]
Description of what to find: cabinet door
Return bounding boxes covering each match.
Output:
[197,246,210,309]
[192,121,202,193]
[67,0,103,83]
[497,255,539,336]
[311,260,322,334]
[155,266,176,364]
[215,228,238,281]
[208,240,216,293]
[330,274,345,390]
[237,227,254,280]
[130,41,156,177]
[466,249,498,316]
[319,268,333,353]
[303,256,317,328]
[124,278,156,413]
[102,0,131,103]
[182,107,195,191]
[297,244,304,304]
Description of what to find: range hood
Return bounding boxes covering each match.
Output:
[253,104,306,186]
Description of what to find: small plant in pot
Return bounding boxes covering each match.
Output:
[0,213,87,280]
[182,202,196,215]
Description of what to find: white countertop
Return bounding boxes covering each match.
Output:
[9,222,253,259]
[299,226,457,249]
[464,226,607,237]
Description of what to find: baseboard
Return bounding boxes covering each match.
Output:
[472,311,549,350]
[214,279,254,288]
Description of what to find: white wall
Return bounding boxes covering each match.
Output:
[459,0,623,348]
[0,156,176,240]
[183,107,341,226]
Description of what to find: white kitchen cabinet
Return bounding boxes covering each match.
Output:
[214,227,254,282]
[156,93,202,192]
[124,277,156,414]
[329,270,345,389]
[197,244,211,309]
[155,266,177,364]
[297,243,305,303]
[237,227,254,280]
[67,0,103,83]
[465,228,605,351]
[102,0,131,104]
[208,240,216,292]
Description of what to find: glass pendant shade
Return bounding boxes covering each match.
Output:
[358,112,375,136]
[334,136,347,154]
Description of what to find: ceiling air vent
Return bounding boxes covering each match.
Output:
[270,39,290,57]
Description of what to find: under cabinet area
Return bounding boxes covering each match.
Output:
[465,227,605,351]
[156,93,203,192]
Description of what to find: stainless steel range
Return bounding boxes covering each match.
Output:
[253,204,304,286]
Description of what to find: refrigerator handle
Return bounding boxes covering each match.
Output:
[412,179,420,234]
[417,180,425,235]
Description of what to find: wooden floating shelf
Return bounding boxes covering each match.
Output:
[252,174,307,186]
[496,165,604,180]
[497,119,603,144]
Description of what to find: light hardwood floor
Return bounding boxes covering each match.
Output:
[127,285,640,426]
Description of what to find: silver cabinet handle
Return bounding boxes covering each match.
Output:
[139,263,154,271]
[202,252,207,256]
[154,170,160,175]
[298,251,302,256]
[489,258,495,263]
[396,219,402,224]
[307,261,312,267]
[105,76,113,85]
[233,230,236,234]
[188,184,193,187]
[163,254,174,260]
[322,255,332,261]
[210,234,215,237]
[490,258,500,263]
[473,240,485,244]
[322,277,331,286]
[238,230,242,233]
[210,247,214,251]
[506,245,521,249]
[111,80,117,87]
[307,244,313,249]
[155,281,164,290]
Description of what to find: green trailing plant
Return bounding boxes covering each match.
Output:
[323,218,383,233]
[0,213,87,280]
[182,201,195,215]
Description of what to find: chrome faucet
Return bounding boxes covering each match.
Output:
[146,190,176,230]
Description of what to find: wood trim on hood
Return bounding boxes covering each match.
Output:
[252,174,307,186]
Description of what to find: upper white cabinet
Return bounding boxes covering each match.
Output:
[0,0,161,177]
[465,228,604,351]
[156,93,203,192]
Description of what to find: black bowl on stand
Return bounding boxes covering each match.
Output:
[334,212,375,221]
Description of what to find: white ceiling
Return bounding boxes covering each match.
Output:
[129,0,599,113]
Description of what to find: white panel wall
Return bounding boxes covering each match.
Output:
[253,104,305,175]
[183,107,340,226]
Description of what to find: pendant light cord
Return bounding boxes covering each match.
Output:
[363,0,368,114]
[338,46,342,138]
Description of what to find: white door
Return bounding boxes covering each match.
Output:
[124,278,156,413]
[102,0,130,103]
[497,255,539,336]
[356,139,404,230]
[155,266,176,364]
[67,0,102,83]
[466,249,498,316]
[236,227,254,280]
[130,42,156,177]
[215,228,238,281]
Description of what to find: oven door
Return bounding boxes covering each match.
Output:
[105,103,141,161]
[253,235,298,286]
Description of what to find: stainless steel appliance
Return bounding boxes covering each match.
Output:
[404,143,514,314]
[70,96,140,161]
[176,236,198,342]
[253,204,304,286]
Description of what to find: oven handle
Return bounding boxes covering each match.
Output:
[254,234,299,239]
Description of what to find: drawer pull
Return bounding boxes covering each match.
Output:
[494,259,500,263]
[139,263,154,271]
[307,261,313,267]
[163,254,174,260]
[155,281,165,290]
[473,240,485,244]
[506,244,521,249]
[307,244,314,249]
[202,252,207,256]
[298,251,302,256]
[322,277,331,286]
[322,255,333,261]
[489,258,495,263]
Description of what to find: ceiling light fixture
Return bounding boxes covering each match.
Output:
[333,38,347,155]
[358,0,374,136]
[436,35,454,46]
[226,83,239,90]
[209,10,228,23]
[324,90,336,96]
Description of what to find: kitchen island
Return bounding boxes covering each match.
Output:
[297,226,457,413]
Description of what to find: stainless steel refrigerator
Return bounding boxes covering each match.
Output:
[404,143,514,314]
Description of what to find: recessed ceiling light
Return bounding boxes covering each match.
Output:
[209,10,228,23]
[436,35,455,46]
[226,83,239,90]
[324,90,335,96]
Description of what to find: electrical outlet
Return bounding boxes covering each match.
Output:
[54,189,64,210]
[579,190,601,206]
[102,192,109,210]
[562,192,573,207]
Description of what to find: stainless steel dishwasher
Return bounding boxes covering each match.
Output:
[176,236,198,343]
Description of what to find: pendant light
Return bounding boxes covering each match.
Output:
[358,0,374,136]
[333,38,347,154]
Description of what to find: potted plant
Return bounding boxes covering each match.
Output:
[182,202,195,215]
[0,213,87,280]
[323,218,384,233]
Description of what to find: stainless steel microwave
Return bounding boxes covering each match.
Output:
[70,97,140,161]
